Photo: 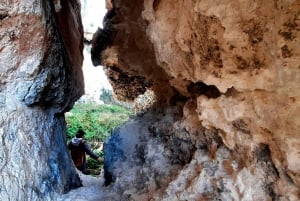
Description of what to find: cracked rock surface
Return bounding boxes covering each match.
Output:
[91,0,300,200]
[0,0,299,200]
[0,0,84,200]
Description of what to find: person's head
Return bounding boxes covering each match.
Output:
[76,129,85,138]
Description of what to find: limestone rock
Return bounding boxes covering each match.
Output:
[94,0,300,200]
[1,0,299,200]
[0,0,84,200]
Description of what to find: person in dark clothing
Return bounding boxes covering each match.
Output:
[68,129,103,174]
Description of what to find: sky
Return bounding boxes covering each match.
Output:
[81,0,106,32]
[80,0,112,102]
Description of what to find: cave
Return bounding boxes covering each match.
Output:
[0,0,299,201]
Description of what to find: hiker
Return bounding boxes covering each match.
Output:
[68,129,103,174]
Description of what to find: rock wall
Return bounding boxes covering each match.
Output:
[0,0,84,200]
[93,0,300,200]
[1,0,299,200]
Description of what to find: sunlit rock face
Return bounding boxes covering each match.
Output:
[94,0,300,200]
[0,0,84,200]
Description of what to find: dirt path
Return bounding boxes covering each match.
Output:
[58,171,107,201]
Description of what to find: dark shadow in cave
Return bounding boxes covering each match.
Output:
[187,81,221,99]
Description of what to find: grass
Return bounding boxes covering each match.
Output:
[66,103,133,142]
[66,102,133,175]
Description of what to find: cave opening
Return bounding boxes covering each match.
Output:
[80,0,111,102]
[1,0,298,200]
[64,0,115,180]
[66,0,155,181]
[62,1,160,198]
[65,0,116,177]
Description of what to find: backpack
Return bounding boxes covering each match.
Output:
[70,143,85,167]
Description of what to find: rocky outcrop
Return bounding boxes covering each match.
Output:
[0,0,84,200]
[93,0,300,200]
[1,0,299,200]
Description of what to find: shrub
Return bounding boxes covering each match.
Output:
[99,88,114,104]
[66,103,133,142]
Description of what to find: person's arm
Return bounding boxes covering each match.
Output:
[83,142,99,160]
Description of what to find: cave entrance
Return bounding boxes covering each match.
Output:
[65,0,133,177]
[80,0,111,102]
[66,0,157,179]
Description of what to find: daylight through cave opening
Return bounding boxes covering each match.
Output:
[80,0,112,103]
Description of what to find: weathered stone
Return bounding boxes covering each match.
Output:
[1,0,300,200]
[0,0,84,200]
[92,0,300,200]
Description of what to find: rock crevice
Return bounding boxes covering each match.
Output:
[93,0,300,200]
[1,0,299,200]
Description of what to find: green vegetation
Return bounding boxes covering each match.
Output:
[66,102,133,175]
[86,150,104,175]
[66,103,133,142]
[99,88,114,105]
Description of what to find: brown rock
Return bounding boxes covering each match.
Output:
[0,0,84,200]
[92,0,300,200]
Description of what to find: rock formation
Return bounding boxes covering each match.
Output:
[92,0,300,200]
[1,0,299,200]
[0,0,84,200]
